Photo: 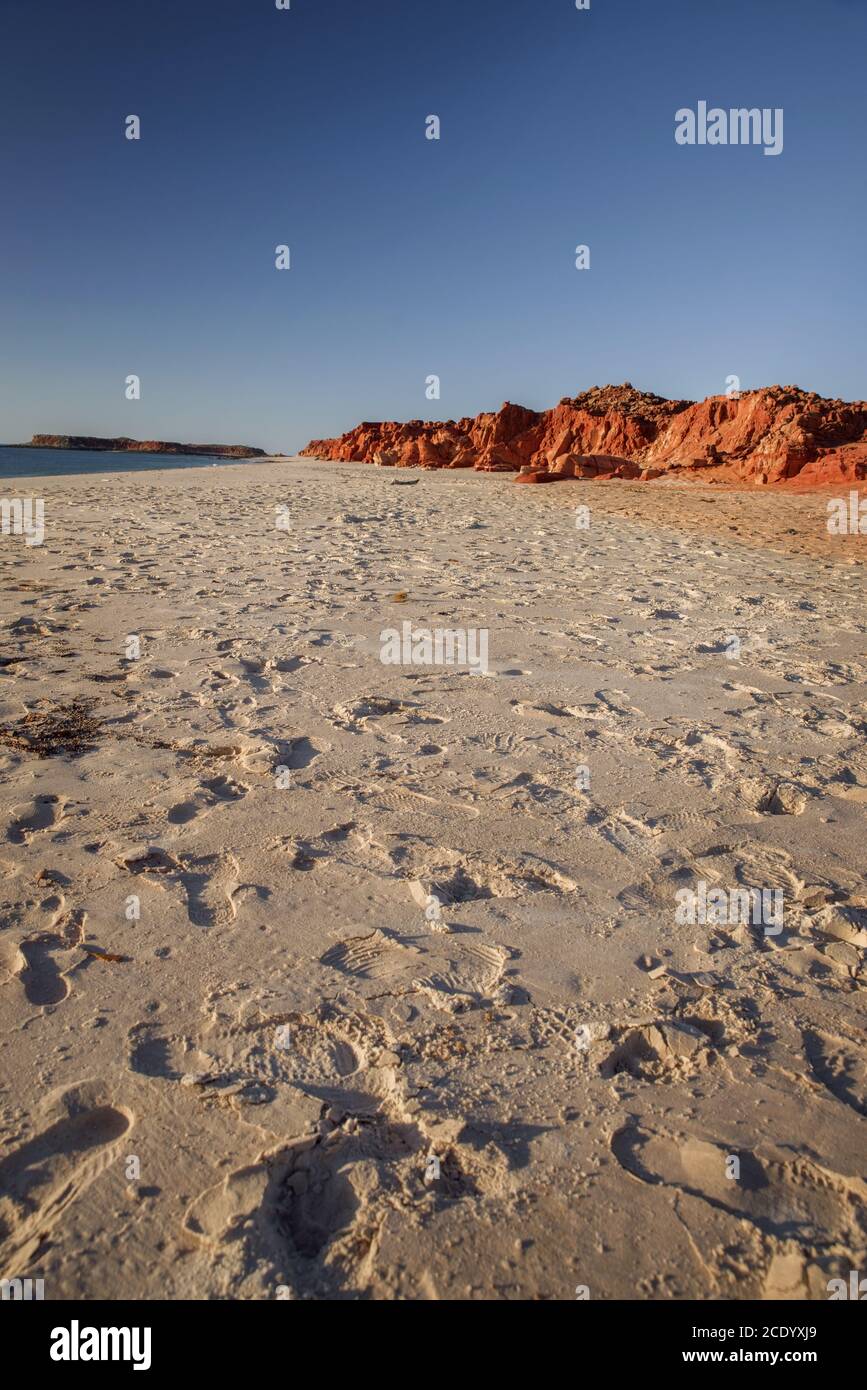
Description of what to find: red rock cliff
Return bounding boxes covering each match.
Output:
[301,385,867,486]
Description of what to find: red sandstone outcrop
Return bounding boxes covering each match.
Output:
[302,385,867,487]
[28,435,265,458]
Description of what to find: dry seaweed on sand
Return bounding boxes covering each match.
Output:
[0,697,102,758]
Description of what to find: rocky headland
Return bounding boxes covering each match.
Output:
[25,434,265,458]
[302,384,867,486]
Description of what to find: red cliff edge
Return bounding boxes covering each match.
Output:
[301,385,867,486]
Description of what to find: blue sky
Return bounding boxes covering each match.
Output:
[1,0,865,453]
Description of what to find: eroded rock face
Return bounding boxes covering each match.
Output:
[302,384,867,486]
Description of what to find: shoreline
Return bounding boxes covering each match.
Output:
[3,459,863,566]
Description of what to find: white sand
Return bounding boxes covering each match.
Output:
[0,459,865,1300]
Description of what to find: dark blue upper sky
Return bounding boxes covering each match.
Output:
[2,0,865,453]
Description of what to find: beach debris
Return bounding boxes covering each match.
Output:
[82,946,129,964]
[0,698,102,758]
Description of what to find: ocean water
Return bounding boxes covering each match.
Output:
[0,446,264,480]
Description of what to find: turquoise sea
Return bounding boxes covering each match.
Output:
[0,446,264,480]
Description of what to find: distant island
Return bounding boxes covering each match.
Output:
[22,434,266,458]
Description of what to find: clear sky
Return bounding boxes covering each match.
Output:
[1,0,865,453]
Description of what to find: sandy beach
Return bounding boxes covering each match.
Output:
[0,459,865,1301]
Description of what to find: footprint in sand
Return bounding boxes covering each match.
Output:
[802,1029,867,1117]
[18,934,72,1005]
[167,774,248,825]
[7,795,67,845]
[0,1089,133,1273]
[119,847,243,929]
[0,937,25,987]
[4,907,85,1007]
[184,1035,487,1276]
[213,1005,395,1115]
[274,655,313,674]
[399,847,577,903]
[330,696,412,733]
[321,928,511,1013]
[201,774,247,801]
[611,1124,866,1247]
[167,799,205,826]
[177,853,243,928]
[127,1023,206,1080]
[276,736,327,771]
[132,998,395,1134]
